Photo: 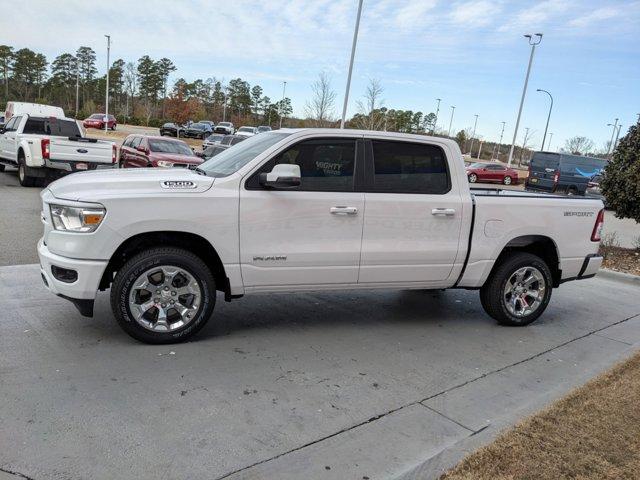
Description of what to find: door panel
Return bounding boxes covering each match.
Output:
[359,139,463,284]
[240,190,365,286]
[240,137,364,287]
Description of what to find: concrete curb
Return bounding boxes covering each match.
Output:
[597,268,640,287]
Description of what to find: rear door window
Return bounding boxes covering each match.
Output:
[130,137,142,149]
[368,140,450,194]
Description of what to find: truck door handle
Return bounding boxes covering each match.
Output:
[330,206,358,215]
[431,208,456,217]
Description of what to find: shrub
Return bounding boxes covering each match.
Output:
[601,123,640,222]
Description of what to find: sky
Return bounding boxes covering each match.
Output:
[2,0,639,151]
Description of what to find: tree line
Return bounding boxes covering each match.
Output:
[0,44,294,128]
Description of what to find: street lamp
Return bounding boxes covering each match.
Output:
[493,121,506,161]
[468,114,478,155]
[613,124,623,151]
[279,80,287,129]
[507,33,543,166]
[606,118,618,157]
[340,0,364,129]
[432,98,441,134]
[536,88,553,150]
[547,132,553,151]
[448,106,455,137]
[104,35,111,133]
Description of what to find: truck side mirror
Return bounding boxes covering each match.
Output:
[259,164,301,189]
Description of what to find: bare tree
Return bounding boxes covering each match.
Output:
[123,62,137,120]
[564,136,595,156]
[355,78,385,130]
[519,128,536,165]
[305,72,336,127]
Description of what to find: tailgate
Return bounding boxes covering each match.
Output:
[49,138,114,164]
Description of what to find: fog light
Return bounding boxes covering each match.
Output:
[51,265,78,283]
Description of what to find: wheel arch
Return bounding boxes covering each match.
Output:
[99,231,231,298]
[491,235,561,287]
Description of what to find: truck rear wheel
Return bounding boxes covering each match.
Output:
[18,155,37,187]
[110,247,216,344]
[480,252,552,326]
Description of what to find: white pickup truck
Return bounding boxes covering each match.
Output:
[37,129,604,343]
[0,114,116,186]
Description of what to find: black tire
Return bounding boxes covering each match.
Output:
[112,124,117,131]
[480,252,553,326]
[503,176,513,185]
[468,173,478,183]
[110,247,216,344]
[17,154,37,187]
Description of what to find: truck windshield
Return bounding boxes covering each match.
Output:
[23,117,82,137]
[198,132,291,177]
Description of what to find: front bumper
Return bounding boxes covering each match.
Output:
[38,239,108,316]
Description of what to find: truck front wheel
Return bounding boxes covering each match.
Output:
[110,247,216,344]
[480,252,552,326]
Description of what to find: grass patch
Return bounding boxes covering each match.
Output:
[441,352,640,480]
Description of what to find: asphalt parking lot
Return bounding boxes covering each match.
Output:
[1,160,640,479]
[1,262,639,479]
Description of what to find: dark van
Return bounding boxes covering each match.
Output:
[525,152,607,195]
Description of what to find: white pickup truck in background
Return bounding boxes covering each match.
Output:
[37,129,604,343]
[0,113,116,186]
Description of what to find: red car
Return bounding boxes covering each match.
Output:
[83,113,117,130]
[465,162,519,185]
[119,135,203,168]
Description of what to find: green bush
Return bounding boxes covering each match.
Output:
[601,122,640,222]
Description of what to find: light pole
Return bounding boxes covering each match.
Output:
[613,124,623,151]
[104,35,110,133]
[279,80,287,129]
[536,88,553,150]
[547,132,553,151]
[507,33,543,166]
[448,106,455,137]
[432,98,441,134]
[222,88,228,122]
[477,140,483,160]
[468,114,478,155]
[493,121,506,161]
[340,0,364,129]
[606,118,618,157]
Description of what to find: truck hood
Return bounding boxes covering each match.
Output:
[48,168,214,202]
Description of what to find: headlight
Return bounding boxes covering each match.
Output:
[157,160,174,168]
[50,204,105,232]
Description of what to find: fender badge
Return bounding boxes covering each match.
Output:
[76,148,89,153]
[161,180,197,189]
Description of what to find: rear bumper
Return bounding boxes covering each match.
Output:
[46,159,116,173]
[560,254,603,283]
[38,239,108,316]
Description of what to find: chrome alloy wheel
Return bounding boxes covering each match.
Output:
[503,266,546,318]
[128,266,202,332]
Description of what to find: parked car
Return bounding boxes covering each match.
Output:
[182,122,213,139]
[236,126,258,137]
[0,110,116,186]
[214,121,234,135]
[83,114,116,130]
[466,162,519,185]
[525,152,608,196]
[159,122,185,137]
[198,120,215,128]
[200,134,247,159]
[0,115,5,129]
[119,135,202,168]
[37,129,604,344]
[202,133,225,150]
[257,126,272,133]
